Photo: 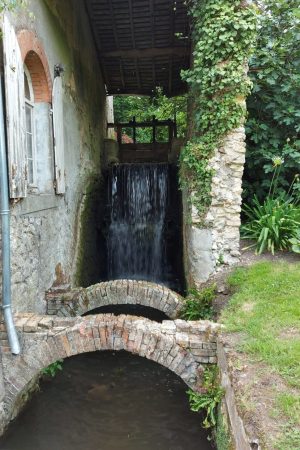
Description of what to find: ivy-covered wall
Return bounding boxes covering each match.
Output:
[181,0,257,285]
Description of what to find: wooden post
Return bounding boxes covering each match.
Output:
[168,119,173,143]
[117,125,122,145]
[174,120,177,138]
[132,116,136,143]
[152,115,156,143]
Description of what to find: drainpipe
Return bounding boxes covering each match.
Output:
[0,75,20,355]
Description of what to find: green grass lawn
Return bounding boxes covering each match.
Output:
[220,261,300,449]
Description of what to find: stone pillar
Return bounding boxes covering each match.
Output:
[105,96,115,140]
[103,138,119,167]
[184,126,246,286]
[168,137,184,164]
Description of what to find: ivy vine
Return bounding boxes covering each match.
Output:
[180,0,257,222]
[0,0,26,12]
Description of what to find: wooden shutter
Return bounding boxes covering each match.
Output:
[52,76,65,194]
[2,15,27,198]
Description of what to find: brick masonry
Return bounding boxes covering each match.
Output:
[46,279,184,319]
[17,29,52,103]
[0,312,221,434]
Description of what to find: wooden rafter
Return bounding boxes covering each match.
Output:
[85,0,190,96]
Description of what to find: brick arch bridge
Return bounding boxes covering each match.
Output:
[46,280,183,319]
[0,313,219,431]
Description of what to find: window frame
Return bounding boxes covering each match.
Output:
[24,65,37,189]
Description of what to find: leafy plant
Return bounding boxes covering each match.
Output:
[242,195,300,254]
[180,285,216,320]
[244,0,300,203]
[180,0,257,222]
[187,366,224,429]
[242,161,300,254]
[0,0,27,12]
[113,89,187,141]
[42,360,63,378]
[289,230,300,254]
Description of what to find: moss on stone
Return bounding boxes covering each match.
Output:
[75,175,107,287]
[215,403,234,450]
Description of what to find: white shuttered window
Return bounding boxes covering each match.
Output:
[2,15,27,198]
[52,76,65,194]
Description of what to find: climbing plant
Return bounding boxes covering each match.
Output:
[0,0,26,12]
[180,0,257,221]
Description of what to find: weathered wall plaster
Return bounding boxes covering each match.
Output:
[1,0,107,313]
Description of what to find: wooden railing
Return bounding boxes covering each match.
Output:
[107,116,177,145]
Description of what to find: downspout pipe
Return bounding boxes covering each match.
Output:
[0,74,20,355]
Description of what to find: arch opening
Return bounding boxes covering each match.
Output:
[83,304,169,322]
[0,351,212,449]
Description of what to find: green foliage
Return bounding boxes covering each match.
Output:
[42,360,63,378]
[0,0,26,12]
[215,405,232,450]
[113,89,187,142]
[187,366,224,429]
[244,0,300,202]
[180,0,257,221]
[289,230,300,254]
[180,285,216,320]
[242,195,300,254]
[242,164,300,254]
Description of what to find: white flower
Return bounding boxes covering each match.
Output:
[272,156,284,167]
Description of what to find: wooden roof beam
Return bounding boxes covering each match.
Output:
[100,46,189,59]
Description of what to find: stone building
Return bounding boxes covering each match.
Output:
[1,1,109,313]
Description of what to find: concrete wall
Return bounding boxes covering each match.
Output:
[2,0,107,313]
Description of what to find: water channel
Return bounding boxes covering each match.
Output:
[0,163,212,449]
[0,351,212,450]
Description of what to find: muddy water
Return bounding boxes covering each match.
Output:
[0,351,212,450]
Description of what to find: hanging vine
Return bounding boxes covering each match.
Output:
[0,0,27,12]
[180,0,257,222]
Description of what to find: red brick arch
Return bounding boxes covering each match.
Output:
[1,314,212,420]
[0,313,220,432]
[46,280,184,319]
[17,29,52,103]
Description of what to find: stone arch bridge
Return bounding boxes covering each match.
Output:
[46,280,183,319]
[0,281,220,433]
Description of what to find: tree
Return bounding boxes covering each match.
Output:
[244,0,300,202]
[113,89,187,143]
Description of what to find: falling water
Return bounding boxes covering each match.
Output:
[107,164,168,282]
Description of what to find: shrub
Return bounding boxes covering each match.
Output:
[242,195,300,254]
[187,366,224,429]
[242,160,300,254]
[180,285,216,321]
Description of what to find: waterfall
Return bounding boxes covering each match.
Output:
[107,164,169,283]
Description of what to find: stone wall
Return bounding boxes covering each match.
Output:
[184,126,246,286]
[1,0,107,313]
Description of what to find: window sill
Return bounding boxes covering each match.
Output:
[11,194,60,216]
